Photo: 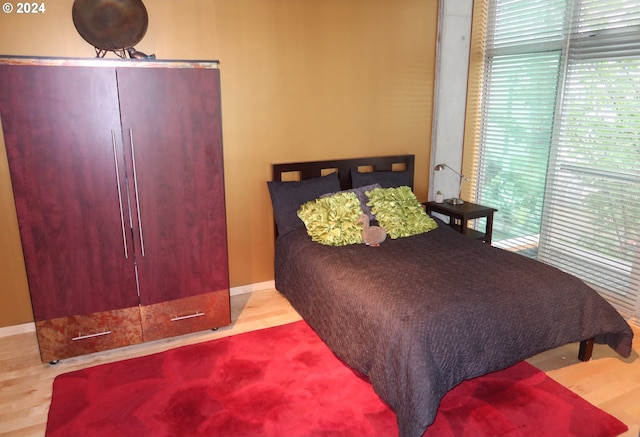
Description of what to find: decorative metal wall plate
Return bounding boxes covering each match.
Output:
[72,0,148,57]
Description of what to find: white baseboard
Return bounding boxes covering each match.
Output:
[0,322,36,338]
[230,280,275,296]
[0,281,276,338]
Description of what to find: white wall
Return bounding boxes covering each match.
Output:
[430,0,473,201]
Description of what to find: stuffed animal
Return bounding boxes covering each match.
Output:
[358,214,386,246]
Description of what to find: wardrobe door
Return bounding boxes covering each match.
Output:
[0,63,142,361]
[116,66,230,340]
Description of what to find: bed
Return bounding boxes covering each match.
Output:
[267,154,634,437]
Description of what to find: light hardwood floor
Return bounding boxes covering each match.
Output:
[0,288,638,437]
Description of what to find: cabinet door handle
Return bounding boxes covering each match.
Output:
[171,312,204,322]
[129,129,145,257]
[111,131,129,259]
[72,330,112,341]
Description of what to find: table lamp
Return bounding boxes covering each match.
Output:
[434,163,471,205]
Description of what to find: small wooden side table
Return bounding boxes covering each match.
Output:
[424,201,498,244]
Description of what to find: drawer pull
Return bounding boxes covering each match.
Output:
[72,330,112,341]
[171,312,204,322]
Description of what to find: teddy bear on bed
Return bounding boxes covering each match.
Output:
[357,214,387,246]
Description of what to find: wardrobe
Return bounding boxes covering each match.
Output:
[0,57,230,363]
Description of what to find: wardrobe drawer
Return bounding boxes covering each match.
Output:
[35,307,143,363]
[140,289,231,342]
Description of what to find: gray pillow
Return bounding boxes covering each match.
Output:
[351,169,412,188]
[268,172,342,237]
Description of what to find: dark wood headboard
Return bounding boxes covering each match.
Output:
[271,154,415,190]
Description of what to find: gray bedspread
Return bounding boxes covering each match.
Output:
[274,221,634,437]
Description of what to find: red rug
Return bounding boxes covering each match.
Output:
[46,320,627,437]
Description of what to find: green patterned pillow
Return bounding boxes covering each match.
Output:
[366,186,438,239]
[297,191,364,246]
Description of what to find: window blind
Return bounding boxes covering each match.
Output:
[467,0,640,320]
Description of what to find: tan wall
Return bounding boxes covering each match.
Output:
[0,0,438,327]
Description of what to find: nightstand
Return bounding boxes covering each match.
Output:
[424,201,498,244]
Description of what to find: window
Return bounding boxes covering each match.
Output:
[465,0,640,321]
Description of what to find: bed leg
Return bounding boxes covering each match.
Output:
[578,338,594,361]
